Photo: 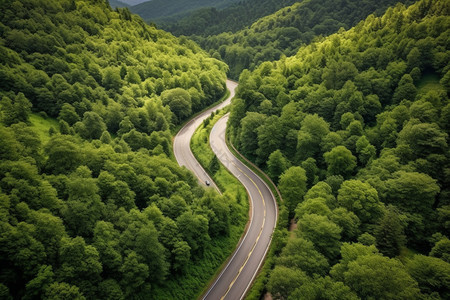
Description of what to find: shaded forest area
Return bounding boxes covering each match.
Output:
[0,0,247,299]
[227,0,450,298]
[129,0,240,23]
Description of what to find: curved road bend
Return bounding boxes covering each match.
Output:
[203,114,277,300]
[173,80,238,193]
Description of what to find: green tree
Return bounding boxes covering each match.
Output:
[296,114,330,161]
[278,166,307,215]
[176,211,210,255]
[256,116,285,165]
[397,121,448,159]
[324,146,357,177]
[297,214,342,260]
[295,198,331,220]
[57,236,102,298]
[374,205,406,257]
[44,282,86,300]
[161,88,192,123]
[44,135,83,174]
[330,207,360,242]
[277,236,329,276]
[81,112,107,140]
[407,255,450,299]
[23,265,54,299]
[385,171,439,212]
[343,255,421,299]
[119,251,150,297]
[430,237,450,263]
[238,112,267,159]
[97,279,124,300]
[102,67,122,91]
[322,60,358,90]
[58,103,80,126]
[290,276,358,300]
[355,135,376,165]
[304,182,336,207]
[267,266,310,300]
[62,166,104,237]
[172,241,191,272]
[267,149,290,183]
[208,154,220,175]
[0,93,32,125]
[392,74,417,103]
[93,221,122,275]
[330,242,380,281]
[337,180,383,224]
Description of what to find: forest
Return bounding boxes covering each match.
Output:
[178,0,416,79]
[0,0,247,299]
[227,0,450,298]
[1,0,449,299]
[129,0,240,23]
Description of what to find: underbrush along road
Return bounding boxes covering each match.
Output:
[173,79,278,300]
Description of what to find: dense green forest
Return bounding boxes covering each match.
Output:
[129,0,240,23]
[185,0,415,79]
[0,0,247,299]
[228,0,450,298]
[108,0,129,9]
[160,0,300,37]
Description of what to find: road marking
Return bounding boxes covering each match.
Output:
[220,160,266,300]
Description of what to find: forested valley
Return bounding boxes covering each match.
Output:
[159,0,416,79]
[1,0,449,299]
[0,0,247,299]
[227,0,450,298]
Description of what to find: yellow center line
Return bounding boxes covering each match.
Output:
[220,160,266,300]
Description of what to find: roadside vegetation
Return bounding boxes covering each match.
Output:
[0,0,240,299]
[228,0,450,298]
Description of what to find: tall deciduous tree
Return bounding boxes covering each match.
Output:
[337,180,383,224]
[374,205,406,257]
[278,166,307,215]
[343,255,421,299]
[324,146,357,177]
[267,149,290,183]
[407,255,450,299]
[297,214,342,261]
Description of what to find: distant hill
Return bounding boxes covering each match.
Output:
[119,0,150,5]
[108,0,130,8]
[129,0,240,21]
[160,0,300,36]
[182,0,415,79]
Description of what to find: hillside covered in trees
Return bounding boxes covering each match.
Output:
[186,0,415,79]
[227,0,450,298]
[129,0,240,23]
[0,0,246,299]
[159,0,300,36]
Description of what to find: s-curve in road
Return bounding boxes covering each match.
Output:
[173,79,237,193]
[204,113,278,300]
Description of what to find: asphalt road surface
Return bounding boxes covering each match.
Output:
[205,114,277,300]
[173,80,237,193]
[173,79,278,300]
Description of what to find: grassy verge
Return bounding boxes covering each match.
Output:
[226,136,282,205]
[225,135,284,300]
[190,109,247,200]
[187,108,249,298]
[194,112,283,300]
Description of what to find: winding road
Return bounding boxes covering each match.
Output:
[173,80,278,300]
